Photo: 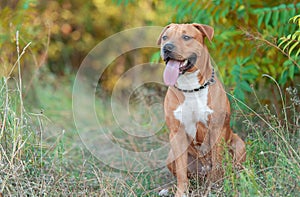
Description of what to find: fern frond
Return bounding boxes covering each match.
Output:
[289,14,300,27]
[278,15,300,58]
[279,36,300,56]
[253,3,300,29]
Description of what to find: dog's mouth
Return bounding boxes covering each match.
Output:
[164,53,197,74]
[163,53,197,86]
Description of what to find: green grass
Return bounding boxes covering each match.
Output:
[0,72,299,196]
[0,76,172,196]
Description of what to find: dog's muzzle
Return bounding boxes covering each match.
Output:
[162,43,197,75]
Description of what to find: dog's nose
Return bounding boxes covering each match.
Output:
[163,43,175,53]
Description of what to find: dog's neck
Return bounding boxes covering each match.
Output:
[199,70,214,86]
[197,48,214,85]
[176,67,214,91]
[176,60,213,90]
[176,70,201,91]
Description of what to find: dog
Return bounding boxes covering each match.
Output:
[158,23,246,196]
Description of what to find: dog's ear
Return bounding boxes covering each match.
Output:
[192,23,214,42]
[157,24,173,45]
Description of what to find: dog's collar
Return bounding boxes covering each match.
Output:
[174,69,215,93]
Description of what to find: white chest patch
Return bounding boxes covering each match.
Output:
[173,71,213,138]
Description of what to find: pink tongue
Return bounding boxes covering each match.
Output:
[163,60,180,86]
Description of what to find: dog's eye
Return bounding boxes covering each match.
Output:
[162,35,168,41]
[182,35,191,41]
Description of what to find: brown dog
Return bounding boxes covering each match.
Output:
[158,23,246,196]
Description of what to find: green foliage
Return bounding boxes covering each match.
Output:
[150,51,161,63]
[279,59,298,84]
[231,57,258,102]
[278,15,300,58]
[222,87,300,196]
[0,0,172,77]
[277,15,300,84]
[253,3,300,34]
[164,0,210,24]
[0,0,43,77]
[2,0,298,104]
[112,0,134,6]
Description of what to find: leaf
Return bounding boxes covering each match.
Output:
[221,7,229,18]
[242,73,257,80]
[242,65,256,72]
[295,47,300,57]
[214,9,221,21]
[282,39,294,52]
[279,69,288,85]
[288,41,300,56]
[264,8,272,26]
[230,0,237,10]
[231,70,240,78]
[278,4,287,10]
[289,65,295,80]
[257,12,264,27]
[292,32,298,40]
[231,65,241,76]
[278,25,284,36]
[233,87,245,101]
[294,31,300,38]
[283,59,292,67]
[269,64,276,75]
[241,56,251,64]
[278,37,288,48]
[287,4,296,18]
[240,81,252,92]
[150,51,161,63]
[272,9,279,27]
[290,15,300,24]
[281,8,289,28]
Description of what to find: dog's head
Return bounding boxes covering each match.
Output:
[158,23,214,86]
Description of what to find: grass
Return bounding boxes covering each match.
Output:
[1,74,299,196]
[0,46,299,196]
[0,75,173,196]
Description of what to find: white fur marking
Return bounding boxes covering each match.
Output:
[174,70,213,138]
[158,189,169,196]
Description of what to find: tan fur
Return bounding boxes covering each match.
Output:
[159,24,246,196]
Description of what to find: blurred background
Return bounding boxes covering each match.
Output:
[1,0,299,112]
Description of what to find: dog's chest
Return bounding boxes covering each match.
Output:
[173,71,213,138]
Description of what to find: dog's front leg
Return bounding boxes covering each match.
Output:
[207,112,228,183]
[169,126,190,197]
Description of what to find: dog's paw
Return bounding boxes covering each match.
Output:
[174,192,187,197]
[158,189,169,196]
[199,164,212,175]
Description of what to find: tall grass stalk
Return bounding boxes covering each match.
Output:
[219,78,300,196]
[228,84,299,163]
